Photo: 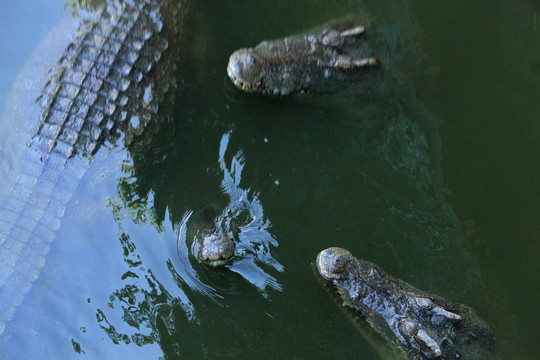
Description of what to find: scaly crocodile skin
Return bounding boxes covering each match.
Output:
[0,0,186,335]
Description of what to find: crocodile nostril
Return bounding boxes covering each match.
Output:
[316,247,353,280]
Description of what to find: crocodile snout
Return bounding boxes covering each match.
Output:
[316,247,354,280]
[227,49,264,92]
[197,233,236,267]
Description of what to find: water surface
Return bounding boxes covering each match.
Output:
[0,0,538,359]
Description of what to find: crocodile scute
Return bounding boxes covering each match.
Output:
[36,0,182,158]
[315,247,498,360]
[227,17,380,96]
[0,0,187,335]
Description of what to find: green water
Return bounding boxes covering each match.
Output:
[0,0,538,359]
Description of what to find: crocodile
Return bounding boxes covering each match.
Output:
[227,17,381,96]
[0,0,187,335]
[227,18,496,359]
[315,247,498,360]
[196,231,236,267]
[186,202,237,267]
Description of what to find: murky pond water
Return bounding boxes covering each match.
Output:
[0,0,538,359]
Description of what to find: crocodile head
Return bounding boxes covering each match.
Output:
[227,17,380,96]
[315,247,497,359]
[196,232,236,267]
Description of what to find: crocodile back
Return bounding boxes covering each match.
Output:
[36,0,183,157]
[0,0,186,335]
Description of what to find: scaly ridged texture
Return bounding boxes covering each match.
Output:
[0,0,186,335]
[37,0,175,157]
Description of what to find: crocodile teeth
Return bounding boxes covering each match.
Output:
[400,318,442,358]
[415,329,442,358]
[340,25,365,37]
[431,306,462,322]
[416,297,462,322]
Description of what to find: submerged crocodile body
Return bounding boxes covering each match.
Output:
[0,0,187,335]
[228,18,495,359]
[316,247,497,360]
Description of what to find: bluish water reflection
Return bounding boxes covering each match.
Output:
[0,0,538,359]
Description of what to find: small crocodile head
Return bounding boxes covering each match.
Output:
[315,247,496,359]
[196,232,236,267]
[227,18,380,96]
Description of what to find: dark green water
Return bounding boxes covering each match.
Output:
[0,0,538,359]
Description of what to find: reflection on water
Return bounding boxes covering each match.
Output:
[176,210,222,298]
[0,0,537,358]
[179,132,283,294]
[99,192,197,348]
[213,132,283,292]
[100,131,283,350]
